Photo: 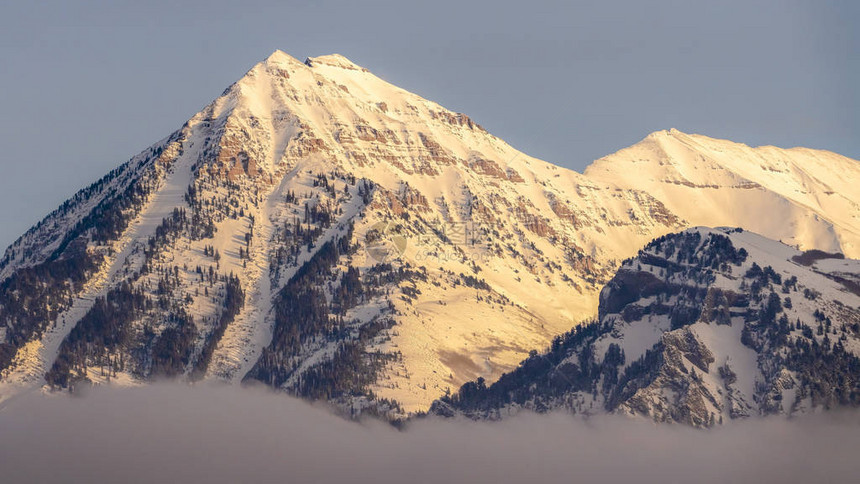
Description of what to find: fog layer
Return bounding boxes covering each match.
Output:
[1,384,858,483]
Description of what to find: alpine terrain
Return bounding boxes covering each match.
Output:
[1,51,858,418]
[431,227,860,426]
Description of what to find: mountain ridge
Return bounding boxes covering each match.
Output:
[431,226,860,426]
[1,51,858,416]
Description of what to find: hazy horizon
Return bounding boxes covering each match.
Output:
[0,0,856,250]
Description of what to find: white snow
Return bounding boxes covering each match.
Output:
[0,121,204,396]
[3,51,859,413]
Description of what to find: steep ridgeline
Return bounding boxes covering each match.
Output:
[0,51,859,415]
[431,228,860,426]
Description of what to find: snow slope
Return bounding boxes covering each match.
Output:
[585,129,860,258]
[1,51,859,414]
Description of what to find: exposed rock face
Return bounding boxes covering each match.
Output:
[620,329,718,427]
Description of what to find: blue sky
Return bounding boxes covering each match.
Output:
[0,0,856,250]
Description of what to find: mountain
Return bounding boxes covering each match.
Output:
[1,50,858,415]
[431,227,860,426]
[586,130,860,258]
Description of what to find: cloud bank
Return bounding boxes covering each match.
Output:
[1,384,858,484]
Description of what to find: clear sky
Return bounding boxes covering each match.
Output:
[0,0,856,251]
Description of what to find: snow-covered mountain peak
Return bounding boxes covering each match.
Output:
[586,129,860,258]
[646,127,683,138]
[1,50,859,417]
[304,53,368,71]
[263,49,303,66]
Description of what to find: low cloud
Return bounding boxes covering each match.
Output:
[1,384,859,483]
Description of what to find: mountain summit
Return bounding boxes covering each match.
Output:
[1,51,858,415]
